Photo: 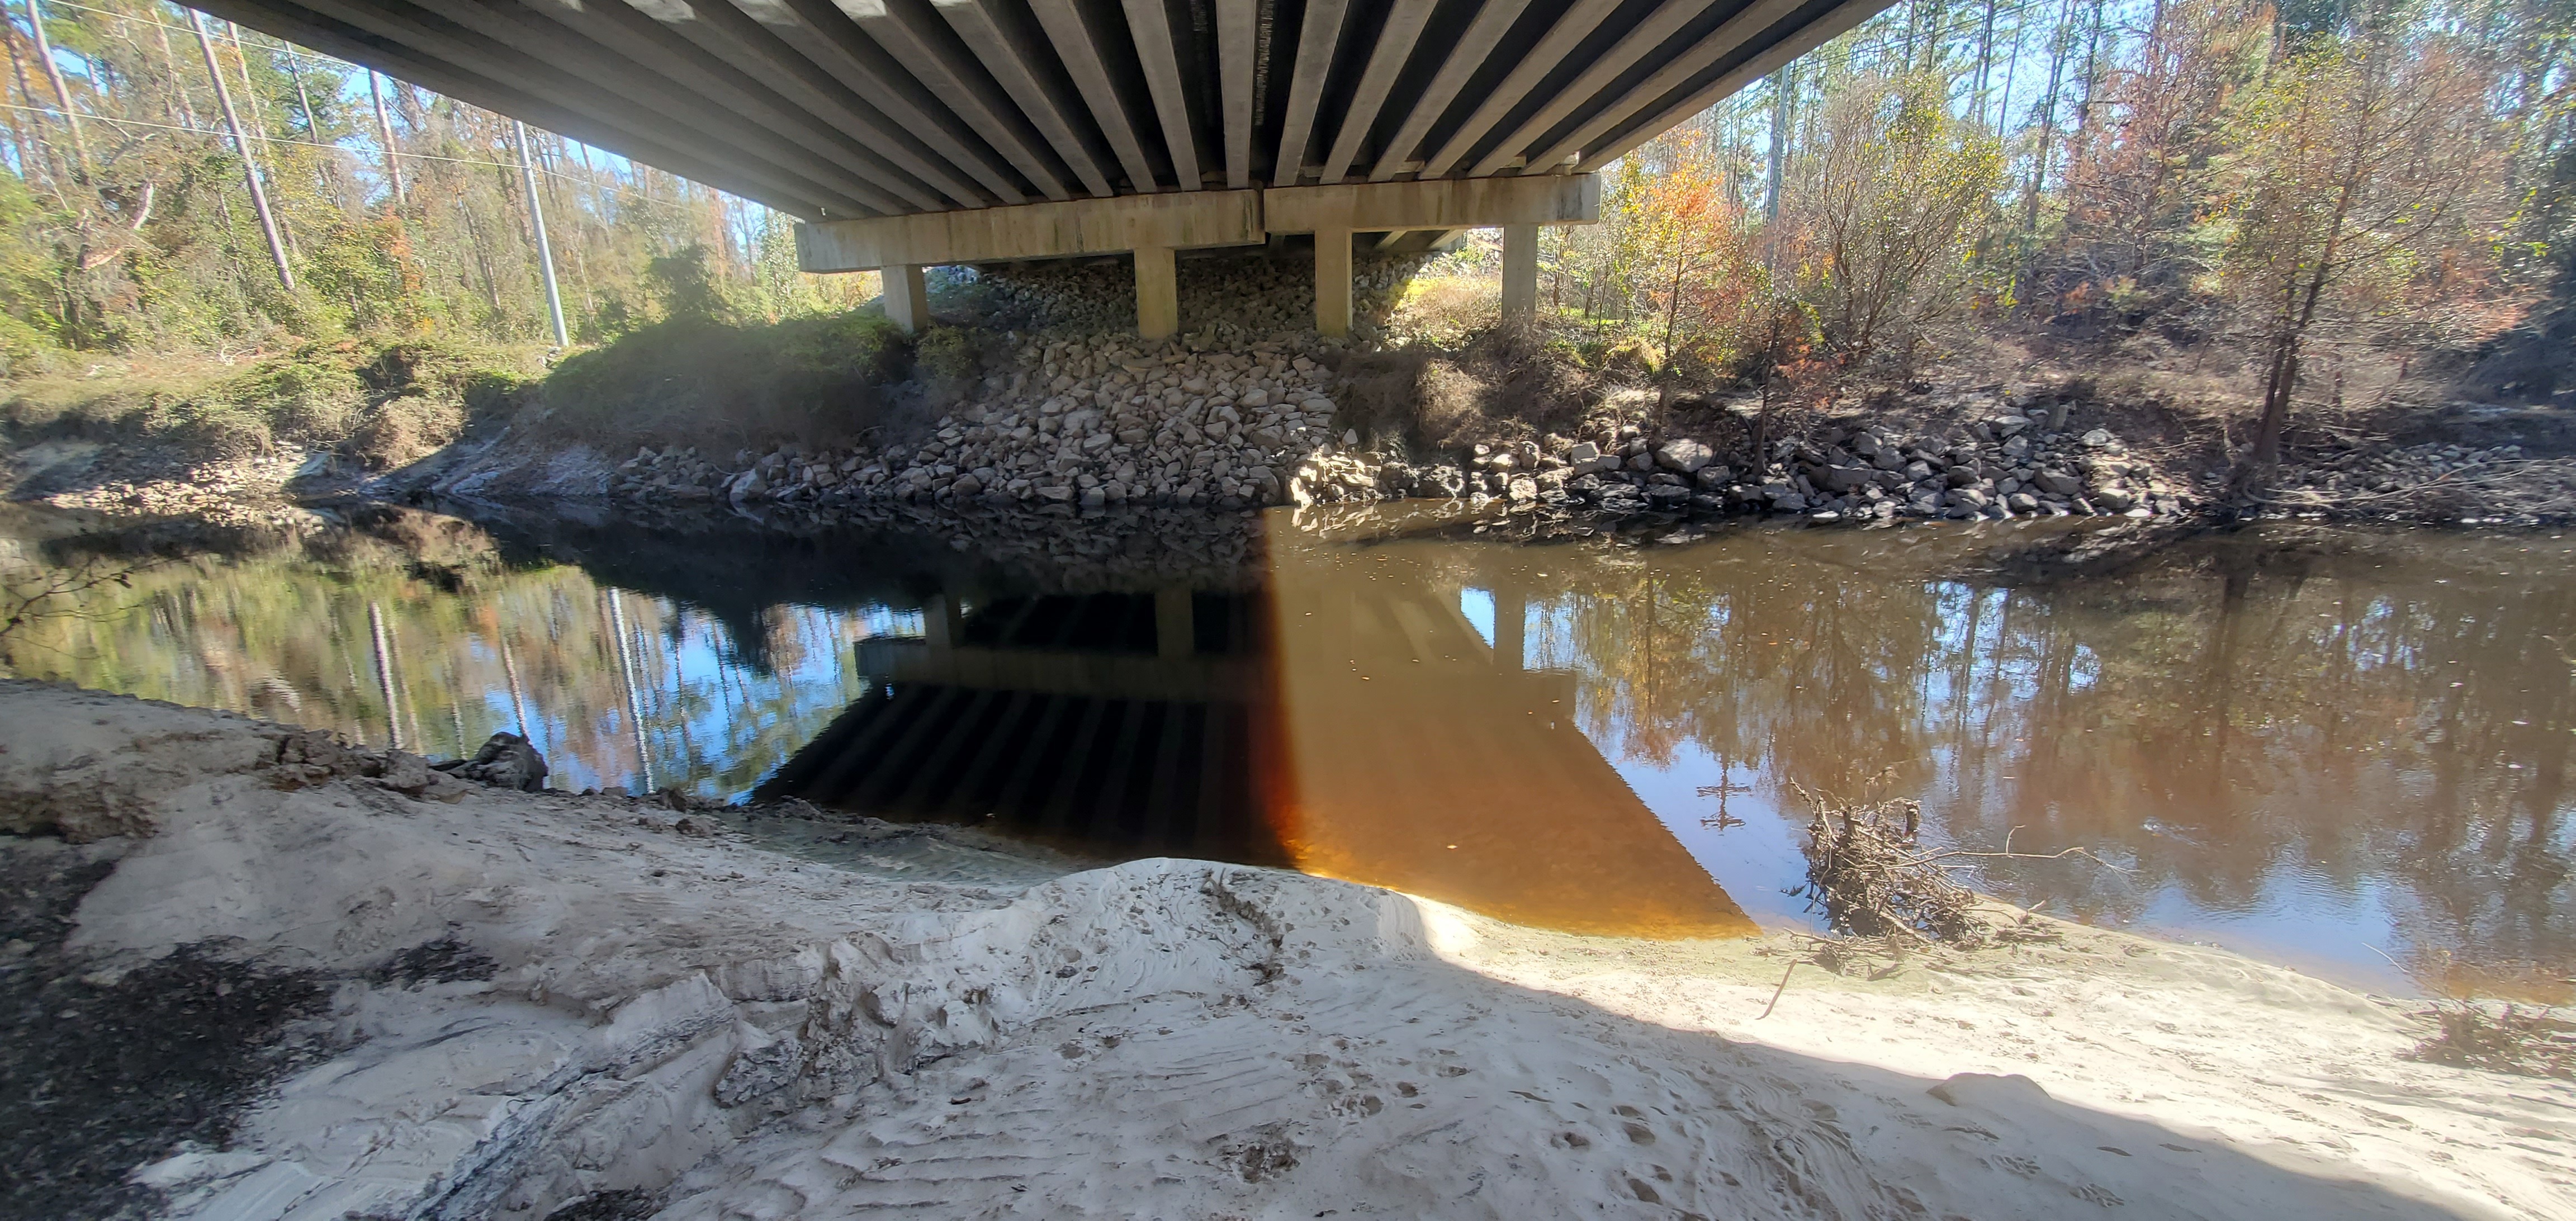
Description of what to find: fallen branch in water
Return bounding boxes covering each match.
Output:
[1791,788,2123,950]
[1792,788,1989,946]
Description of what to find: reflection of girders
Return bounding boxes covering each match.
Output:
[769,571,1752,939]
[759,682,1272,863]
[764,589,1276,861]
[857,638,1255,706]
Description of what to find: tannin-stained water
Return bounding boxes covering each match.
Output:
[3,501,2567,997]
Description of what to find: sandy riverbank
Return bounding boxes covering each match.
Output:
[0,680,2566,1220]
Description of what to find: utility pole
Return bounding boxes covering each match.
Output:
[22,0,87,178]
[191,8,292,292]
[515,119,569,347]
[368,70,404,206]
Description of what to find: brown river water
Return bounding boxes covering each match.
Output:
[3,501,2567,1000]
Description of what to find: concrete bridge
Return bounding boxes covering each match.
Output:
[203,0,1890,336]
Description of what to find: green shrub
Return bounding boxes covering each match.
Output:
[0,336,543,462]
[913,324,980,384]
[536,309,911,451]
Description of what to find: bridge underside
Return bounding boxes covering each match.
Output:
[205,0,1889,334]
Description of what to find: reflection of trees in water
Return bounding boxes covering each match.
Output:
[1531,529,2576,984]
[1535,537,1945,794]
[12,507,2569,983]
[3,511,878,799]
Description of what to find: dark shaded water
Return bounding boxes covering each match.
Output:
[4,502,2568,998]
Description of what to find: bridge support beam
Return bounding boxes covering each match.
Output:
[1502,224,1538,319]
[1134,245,1178,340]
[880,264,930,334]
[796,176,1596,339]
[1267,177,1593,335]
[1314,228,1353,338]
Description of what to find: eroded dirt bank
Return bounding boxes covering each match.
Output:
[1,682,2566,1220]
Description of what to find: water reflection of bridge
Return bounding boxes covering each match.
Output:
[760,589,1280,862]
[764,538,1751,939]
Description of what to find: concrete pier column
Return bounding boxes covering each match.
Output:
[924,593,963,651]
[1314,227,1353,337]
[1155,587,1195,659]
[1494,586,1526,671]
[1134,245,1178,339]
[1501,224,1538,318]
[881,264,929,334]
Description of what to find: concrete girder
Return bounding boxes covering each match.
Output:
[1121,0,1202,190]
[517,0,928,214]
[842,0,1076,201]
[795,176,1595,267]
[1268,0,1347,187]
[216,0,1907,258]
[1466,0,1719,178]
[396,0,896,214]
[796,188,1265,269]
[1418,0,1622,178]
[217,0,1907,248]
[616,0,985,209]
[1216,0,1255,188]
[1528,0,1810,174]
[732,0,1032,204]
[1027,0,1163,193]
[1315,0,1436,185]
[1262,174,1598,234]
[1578,0,1883,172]
[264,0,875,217]
[193,0,839,216]
[1363,0,1532,182]
[925,0,1119,198]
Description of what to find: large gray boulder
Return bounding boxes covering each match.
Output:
[1656,439,1716,473]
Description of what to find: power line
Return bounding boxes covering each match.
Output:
[0,100,712,213]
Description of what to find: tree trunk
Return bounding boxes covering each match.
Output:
[1993,0,2025,129]
[152,19,196,129]
[1974,0,1999,114]
[2254,328,2298,464]
[2018,0,2078,299]
[6,27,64,196]
[1764,61,1794,257]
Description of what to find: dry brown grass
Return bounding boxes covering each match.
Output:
[1336,321,1597,455]
[2409,1004,2576,1079]
[349,395,466,470]
[1384,276,1499,348]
